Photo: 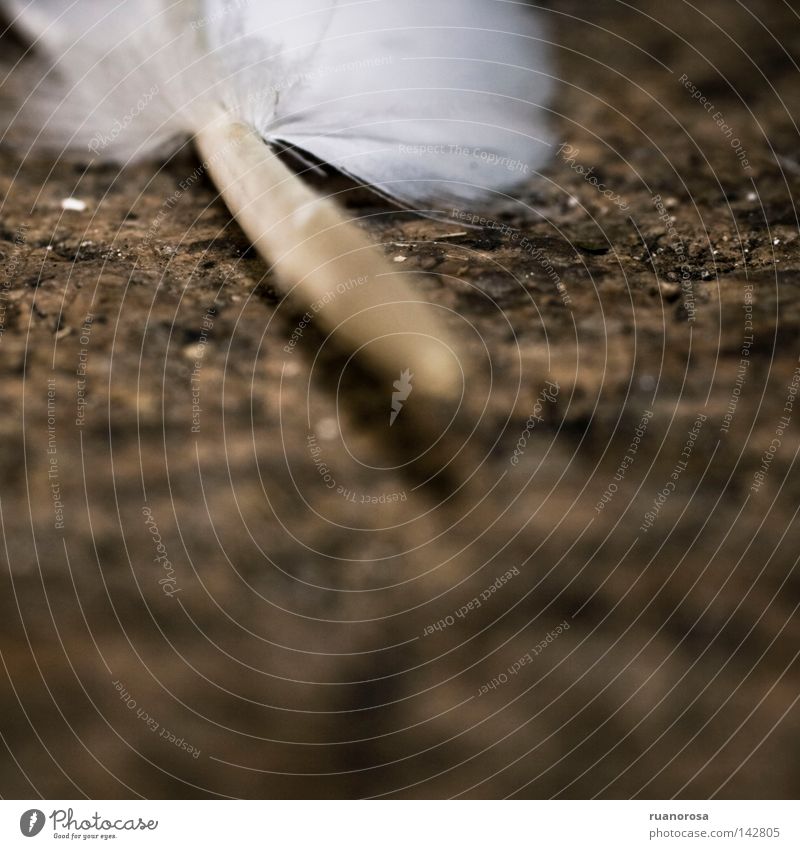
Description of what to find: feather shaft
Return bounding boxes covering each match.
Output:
[194,112,462,397]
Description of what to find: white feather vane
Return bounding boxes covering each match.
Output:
[3,0,553,207]
[1,0,554,399]
[215,0,554,207]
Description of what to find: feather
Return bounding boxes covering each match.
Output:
[206,0,554,208]
[4,0,553,206]
[1,0,553,396]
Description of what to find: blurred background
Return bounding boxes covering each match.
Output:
[1,0,799,798]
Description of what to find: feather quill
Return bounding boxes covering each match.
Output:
[1,0,553,396]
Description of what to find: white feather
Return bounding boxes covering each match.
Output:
[209,0,554,207]
[0,0,553,397]
[3,0,553,207]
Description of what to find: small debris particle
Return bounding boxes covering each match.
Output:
[434,231,469,241]
[61,197,87,212]
[182,343,206,360]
